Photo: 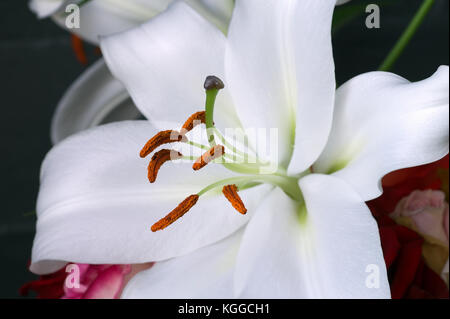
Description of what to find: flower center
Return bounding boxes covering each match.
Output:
[140,76,305,232]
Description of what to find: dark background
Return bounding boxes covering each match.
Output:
[0,0,448,298]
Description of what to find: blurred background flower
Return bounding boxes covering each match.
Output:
[368,155,449,298]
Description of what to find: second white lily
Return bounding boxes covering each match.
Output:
[29,0,234,43]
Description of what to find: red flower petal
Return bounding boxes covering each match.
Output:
[82,265,126,299]
[379,227,401,268]
[390,234,423,299]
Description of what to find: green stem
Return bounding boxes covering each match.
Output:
[205,89,219,146]
[378,0,435,71]
[197,174,302,201]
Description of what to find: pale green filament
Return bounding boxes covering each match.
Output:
[197,174,303,202]
[183,140,245,163]
[212,128,258,162]
[204,87,267,175]
[184,140,209,151]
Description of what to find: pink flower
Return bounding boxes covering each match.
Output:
[63,263,153,299]
[391,190,449,286]
[391,190,449,244]
[21,263,153,299]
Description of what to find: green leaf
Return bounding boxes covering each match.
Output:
[23,211,36,217]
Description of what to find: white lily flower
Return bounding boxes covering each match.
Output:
[29,0,234,43]
[31,1,449,298]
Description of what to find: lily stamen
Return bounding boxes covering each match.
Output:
[140,130,186,158]
[193,145,225,171]
[181,111,206,133]
[222,184,247,214]
[151,195,199,232]
[147,149,183,183]
[143,75,283,231]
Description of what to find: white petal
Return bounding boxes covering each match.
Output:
[31,121,271,274]
[225,0,336,171]
[314,66,449,201]
[101,1,241,131]
[122,229,243,298]
[51,0,170,44]
[51,58,141,144]
[235,175,390,298]
[184,0,234,34]
[29,0,65,18]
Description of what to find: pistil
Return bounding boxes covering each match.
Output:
[204,76,224,145]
